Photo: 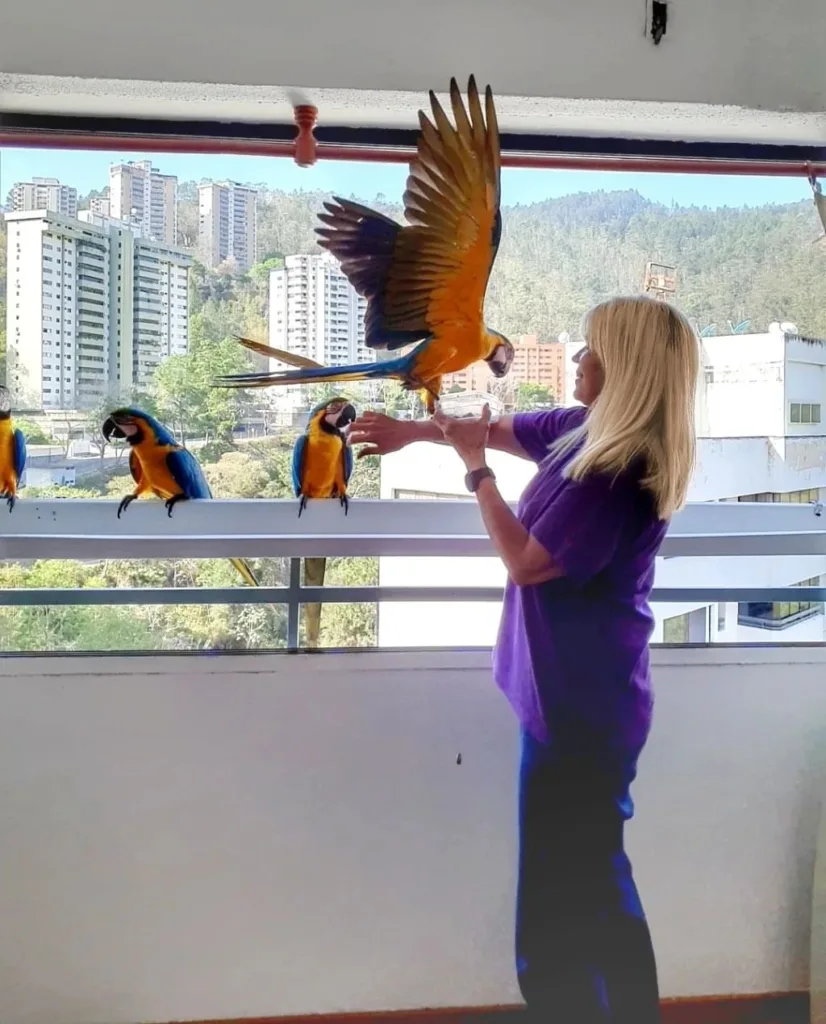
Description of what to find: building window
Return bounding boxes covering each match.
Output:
[738,576,823,630]
[790,402,822,425]
[738,489,819,504]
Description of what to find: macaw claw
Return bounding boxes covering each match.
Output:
[117,494,137,519]
[164,494,187,517]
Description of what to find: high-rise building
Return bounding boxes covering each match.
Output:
[89,192,111,218]
[442,335,567,401]
[198,182,258,271]
[109,161,177,246]
[5,210,191,410]
[268,253,371,367]
[10,178,78,219]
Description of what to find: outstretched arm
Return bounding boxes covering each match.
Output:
[349,410,531,461]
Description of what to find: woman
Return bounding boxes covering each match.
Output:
[350,295,698,1022]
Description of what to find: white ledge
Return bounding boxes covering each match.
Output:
[0,499,821,560]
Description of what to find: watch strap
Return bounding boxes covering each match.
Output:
[465,466,496,493]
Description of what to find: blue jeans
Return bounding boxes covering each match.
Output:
[515,727,660,1023]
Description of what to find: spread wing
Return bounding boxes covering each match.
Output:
[292,434,308,497]
[12,429,26,481]
[388,76,501,334]
[315,76,501,352]
[165,447,212,500]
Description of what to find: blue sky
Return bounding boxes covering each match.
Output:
[0,147,814,209]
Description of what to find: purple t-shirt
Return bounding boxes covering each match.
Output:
[492,406,667,764]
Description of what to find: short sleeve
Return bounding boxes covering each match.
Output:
[527,471,641,586]
[513,407,586,463]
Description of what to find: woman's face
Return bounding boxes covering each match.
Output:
[572,345,604,406]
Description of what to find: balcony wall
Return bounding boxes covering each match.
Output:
[0,645,824,1024]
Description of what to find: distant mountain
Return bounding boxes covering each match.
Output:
[174,184,826,340]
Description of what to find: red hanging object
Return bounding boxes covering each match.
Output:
[293,105,318,167]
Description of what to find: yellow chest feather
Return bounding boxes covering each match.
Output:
[301,429,346,498]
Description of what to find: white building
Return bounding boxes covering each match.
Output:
[378,324,826,647]
[5,209,191,410]
[198,182,258,271]
[266,252,373,415]
[89,193,111,218]
[10,178,78,219]
[268,252,371,367]
[109,161,177,246]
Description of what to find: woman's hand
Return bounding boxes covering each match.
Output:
[432,404,492,470]
[349,411,419,459]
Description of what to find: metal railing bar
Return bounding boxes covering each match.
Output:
[0,586,823,608]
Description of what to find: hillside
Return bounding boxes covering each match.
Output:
[168,183,826,339]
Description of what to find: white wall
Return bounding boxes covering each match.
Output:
[0,647,823,1024]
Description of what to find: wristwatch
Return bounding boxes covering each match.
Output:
[465,466,496,493]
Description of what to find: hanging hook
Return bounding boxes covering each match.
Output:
[293,105,318,167]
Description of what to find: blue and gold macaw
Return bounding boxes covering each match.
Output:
[0,386,27,512]
[214,76,513,414]
[291,396,356,647]
[102,407,258,587]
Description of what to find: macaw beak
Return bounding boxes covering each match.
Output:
[102,416,120,442]
[336,403,357,433]
[102,416,134,442]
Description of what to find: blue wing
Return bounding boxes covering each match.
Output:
[12,429,26,483]
[343,443,353,488]
[165,448,212,500]
[292,434,307,497]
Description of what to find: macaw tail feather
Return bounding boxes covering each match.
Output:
[229,557,259,587]
[235,336,324,369]
[213,353,412,390]
[303,556,326,648]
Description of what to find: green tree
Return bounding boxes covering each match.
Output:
[15,419,56,445]
[515,383,556,410]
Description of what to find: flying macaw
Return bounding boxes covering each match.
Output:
[101,407,258,588]
[0,386,27,512]
[292,396,357,647]
[214,75,513,414]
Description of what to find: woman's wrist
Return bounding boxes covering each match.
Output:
[409,418,443,443]
[461,451,488,472]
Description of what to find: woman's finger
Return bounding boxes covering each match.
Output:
[356,446,380,459]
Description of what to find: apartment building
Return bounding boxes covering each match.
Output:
[109,161,177,246]
[442,335,567,402]
[197,182,258,271]
[10,178,78,219]
[5,210,191,410]
[268,252,371,366]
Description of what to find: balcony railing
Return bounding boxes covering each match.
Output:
[0,498,824,650]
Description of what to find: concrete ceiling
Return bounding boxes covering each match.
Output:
[2,0,826,144]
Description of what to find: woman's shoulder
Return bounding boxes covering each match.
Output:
[513,406,587,462]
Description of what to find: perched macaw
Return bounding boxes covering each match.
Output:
[292,396,357,647]
[0,386,27,512]
[214,75,513,414]
[101,407,258,587]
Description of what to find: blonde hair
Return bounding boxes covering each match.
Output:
[552,294,699,520]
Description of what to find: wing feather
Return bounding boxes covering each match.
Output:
[166,448,212,500]
[292,434,307,497]
[311,76,501,352]
[12,428,26,482]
